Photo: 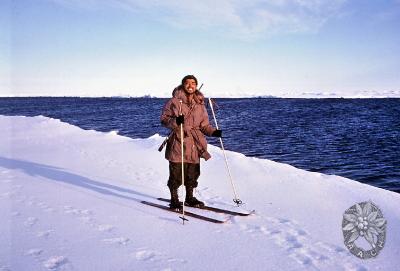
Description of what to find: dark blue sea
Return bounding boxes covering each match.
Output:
[1,97,399,193]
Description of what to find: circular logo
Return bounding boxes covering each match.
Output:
[342,201,386,259]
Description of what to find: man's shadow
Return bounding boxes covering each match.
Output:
[0,156,156,203]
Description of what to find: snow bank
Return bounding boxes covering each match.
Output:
[0,115,399,271]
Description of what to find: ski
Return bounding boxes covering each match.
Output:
[157,198,255,216]
[141,201,227,224]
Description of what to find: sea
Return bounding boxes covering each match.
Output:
[0,97,399,193]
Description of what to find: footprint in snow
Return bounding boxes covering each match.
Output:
[37,230,55,238]
[301,248,329,261]
[288,245,332,268]
[12,184,22,190]
[36,202,49,209]
[24,217,38,227]
[63,205,94,223]
[275,233,304,250]
[239,224,269,234]
[43,256,68,270]
[291,253,313,266]
[14,196,26,203]
[44,207,55,213]
[238,218,331,269]
[63,206,92,216]
[97,224,115,232]
[313,242,369,271]
[135,250,157,261]
[25,248,43,257]
[132,248,187,267]
[343,262,368,271]
[166,258,187,264]
[36,202,56,212]
[102,237,130,245]
[11,211,20,217]
[0,192,16,199]
[314,242,348,254]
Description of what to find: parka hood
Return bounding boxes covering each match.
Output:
[172,86,205,105]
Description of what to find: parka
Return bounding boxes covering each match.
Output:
[161,87,216,164]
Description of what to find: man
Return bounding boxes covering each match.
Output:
[161,75,222,209]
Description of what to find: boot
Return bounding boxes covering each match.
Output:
[185,186,205,208]
[169,187,182,209]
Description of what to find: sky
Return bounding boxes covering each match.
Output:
[1,0,400,97]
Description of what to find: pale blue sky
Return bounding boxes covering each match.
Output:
[1,0,400,97]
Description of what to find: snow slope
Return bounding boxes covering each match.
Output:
[0,115,399,271]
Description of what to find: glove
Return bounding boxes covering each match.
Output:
[176,115,184,125]
[211,129,222,137]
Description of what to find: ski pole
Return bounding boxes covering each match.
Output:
[208,98,243,206]
[179,100,188,224]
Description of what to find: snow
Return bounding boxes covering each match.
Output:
[1,115,399,271]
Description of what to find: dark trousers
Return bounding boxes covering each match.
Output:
[168,162,200,190]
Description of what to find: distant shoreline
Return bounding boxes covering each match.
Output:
[1,95,400,99]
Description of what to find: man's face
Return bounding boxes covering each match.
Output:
[183,79,197,95]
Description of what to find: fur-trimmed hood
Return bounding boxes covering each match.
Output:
[172,86,205,105]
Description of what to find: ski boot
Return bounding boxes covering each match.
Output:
[185,186,205,208]
[169,187,182,209]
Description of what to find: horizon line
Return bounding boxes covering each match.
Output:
[1,95,400,99]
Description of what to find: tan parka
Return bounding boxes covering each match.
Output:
[161,88,216,164]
